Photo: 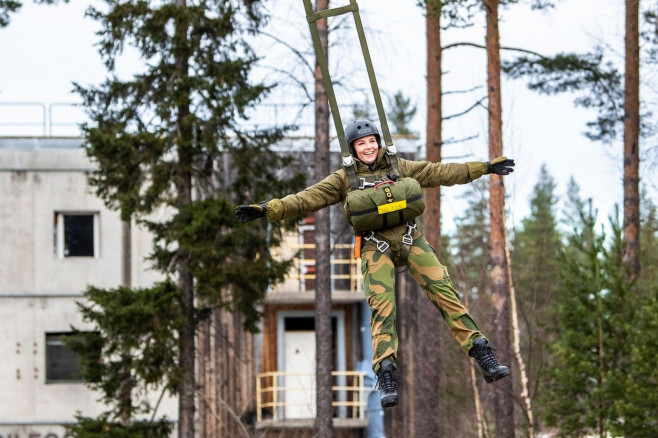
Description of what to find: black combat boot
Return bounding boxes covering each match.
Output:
[376,359,398,408]
[469,338,510,383]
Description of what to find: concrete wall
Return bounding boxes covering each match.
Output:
[0,138,177,434]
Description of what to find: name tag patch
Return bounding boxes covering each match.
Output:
[378,200,407,214]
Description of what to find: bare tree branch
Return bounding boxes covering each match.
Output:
[443,41,548,59]
[443,96,487,120]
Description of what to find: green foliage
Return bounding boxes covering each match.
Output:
[351,98,373,121]
[67,413,173,438]
[68,282,184,419]
[0,0,20,26]
[610,194,658,436]
[639,192,658,289]
[387,91,417,135]
[543,188,658,436]
[76,0,305,327]
[612,290,658,435]
[74,0,305,431]
[502,51,623,142]
[542,198,609,436]
[143,197,294,332]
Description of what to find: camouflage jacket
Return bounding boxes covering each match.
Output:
[267,147,488,252]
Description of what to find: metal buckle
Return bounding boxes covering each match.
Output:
[402,234,413,246]
[376,241,390,253]
[359,178,378,189]
[342,155,354,167]
[363,231,375,241]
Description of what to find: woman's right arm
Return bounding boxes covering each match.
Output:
[265,170,347,222]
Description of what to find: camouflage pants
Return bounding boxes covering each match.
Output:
[362,235,486,373]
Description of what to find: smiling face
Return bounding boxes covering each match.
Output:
[353,134,379,164]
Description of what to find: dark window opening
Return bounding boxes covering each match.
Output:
[46,333,83,383]
[64,214,94,257]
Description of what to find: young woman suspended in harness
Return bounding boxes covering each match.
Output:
[236,119,514,408]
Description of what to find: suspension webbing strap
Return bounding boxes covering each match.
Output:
[303,0,400,188]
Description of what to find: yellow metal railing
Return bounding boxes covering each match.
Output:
[256,371,367,422]
[278,242,362,293]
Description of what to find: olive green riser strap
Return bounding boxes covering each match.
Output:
[302,0,398,189]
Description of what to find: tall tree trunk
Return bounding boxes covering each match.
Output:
[314,0,334,436]
[623,0,640,282]
[121,220,131,288]
[484,1,514,436]
[174,0,195,435]
[177,177,195,438]
[414,1,443,435]
[119,219,132,426]
[504,222,534,438]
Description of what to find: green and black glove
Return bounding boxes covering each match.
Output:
[486,157,515,175]
[236,201,268,223]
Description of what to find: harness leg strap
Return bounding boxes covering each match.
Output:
[399,221,418,267]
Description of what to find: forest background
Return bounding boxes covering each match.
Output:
[2,0,655,232]
[1,0,657,437]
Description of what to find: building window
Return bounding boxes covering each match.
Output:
[45,333,84,383]
[54,212,99,257]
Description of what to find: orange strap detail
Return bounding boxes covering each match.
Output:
[354,235,362,259]
[374,180,396,190]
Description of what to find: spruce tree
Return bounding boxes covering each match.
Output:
[611,193,658,435]
[543,188,638,437]
[543,195,609,436]
[387,90,417,135]
[72,1,305,435]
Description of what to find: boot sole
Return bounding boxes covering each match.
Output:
[381,395,398,408]
[484,369,511,383]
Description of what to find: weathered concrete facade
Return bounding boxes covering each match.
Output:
[0,138,177,436]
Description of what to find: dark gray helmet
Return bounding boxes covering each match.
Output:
[345,119,381,156]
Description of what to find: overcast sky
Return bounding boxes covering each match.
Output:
[1,0,654,235]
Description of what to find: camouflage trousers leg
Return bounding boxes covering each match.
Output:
[362,236,486,373]
[406,236,486,354]
[361,249,398,373]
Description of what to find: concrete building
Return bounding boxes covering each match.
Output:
[0,135,418,437]
[0,137,177,437]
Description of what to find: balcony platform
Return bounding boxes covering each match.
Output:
[256,418,368,430]
[265,291,365,304]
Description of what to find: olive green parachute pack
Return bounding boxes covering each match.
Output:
[345,178,424,232]
[303,0,424,233]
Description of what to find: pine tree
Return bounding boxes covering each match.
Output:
[67,283,183,436]
[622,0,641,281]
[73,1,305,435]
[543,196,609,436]
[611,193,658,435]
[387,90,417,135]
[543,188,638,437]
